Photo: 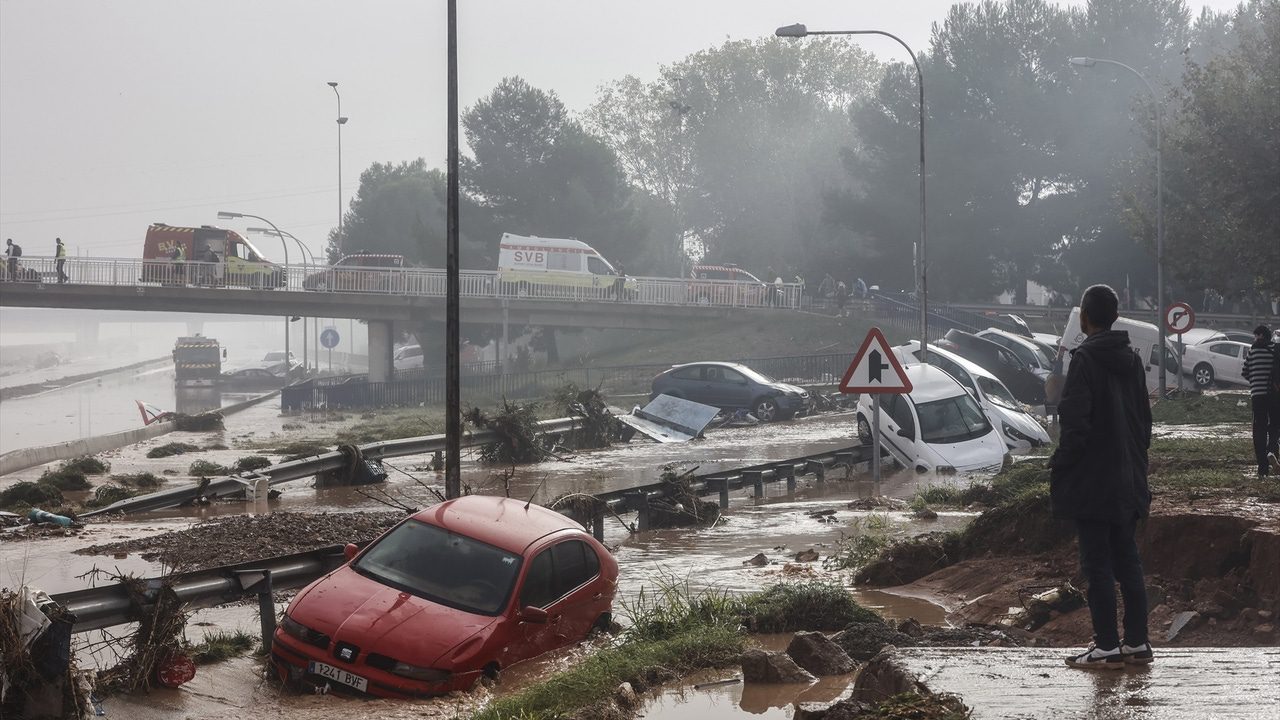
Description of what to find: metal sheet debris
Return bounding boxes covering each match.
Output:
[616,394,721,443]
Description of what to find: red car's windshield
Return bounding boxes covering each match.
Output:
[353,519,521,615]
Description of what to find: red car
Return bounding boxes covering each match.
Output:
[271,496,619,698]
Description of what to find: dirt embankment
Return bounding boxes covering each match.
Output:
[858,438,1280,648]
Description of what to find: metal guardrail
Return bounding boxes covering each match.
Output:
[80,417,584,517]
[2,256,804,310]
[54,442,876,632]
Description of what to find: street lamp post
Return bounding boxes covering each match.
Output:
[777,23,928,361]
[1069,56,1166,394]
[327,82,349,249]
[218,210,292,370]
[250,226,317,371]
[248,227,314,266]
[444,0,462,499]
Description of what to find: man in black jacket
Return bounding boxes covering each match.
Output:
[1050,284,1153,669]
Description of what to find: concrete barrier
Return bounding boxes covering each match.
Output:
[0,389,280,477]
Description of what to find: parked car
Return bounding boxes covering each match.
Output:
[650,361,811,422]
[976,328,1053,379]
[937,329,1046,405]
[855,364,1006,475]
[1181,340,1250,389]
[394,344,424,370]
[892,341,1050,452]
[252,350,300,377]
[1057,308,1181,396]
[304,253,406,293]
[272,496,619,698]
[220,367,287,391]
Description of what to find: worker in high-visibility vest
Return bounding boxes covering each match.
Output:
[55,237,68,284]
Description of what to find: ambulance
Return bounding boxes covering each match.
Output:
[141,223,283,288]
[496,233,634,294]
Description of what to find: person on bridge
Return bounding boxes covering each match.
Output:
[1243,324,1280,477]
[1051,284,1153,669]
[55,237,68,283]
[5,238,20,280]
[612,262,627,301]
[170,243,186,284]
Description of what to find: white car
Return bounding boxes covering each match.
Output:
[393,344,424,370]
[253,350,300,377]
[893,341,1050,452]
[855,364,1007,475]
[1181,340,1249,389]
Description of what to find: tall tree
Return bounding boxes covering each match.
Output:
[462,77,660,271]
[589,38,882,282]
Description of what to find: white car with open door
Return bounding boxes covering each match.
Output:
[892,341,1050,452]
[855,364,1006,476]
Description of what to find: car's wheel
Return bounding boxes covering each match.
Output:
[753,397,780,422]
[857,415,872,445]
[592,612,614,633]
[482,663,501,682]
[1193,363,1215,389]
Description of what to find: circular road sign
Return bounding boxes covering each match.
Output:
[320,327,341,349]
[1164,302,1195,335]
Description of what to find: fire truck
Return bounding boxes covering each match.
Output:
[142,223,284,288]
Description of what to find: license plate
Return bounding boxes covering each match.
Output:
[308,661,368,692]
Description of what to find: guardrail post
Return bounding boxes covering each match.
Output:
[234,569,276,654]
[805,460,826,484]
[744,470,764,499]
[780,466,796,494]
[631,492,650,532]
[716,478,730,509]
[591,512,604,541]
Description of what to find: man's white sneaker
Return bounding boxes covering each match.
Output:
[1064,644,1124,669]
[1121,642,1154,664]
[1268,452,1280,475]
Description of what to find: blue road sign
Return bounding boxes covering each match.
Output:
[320,327,340,349]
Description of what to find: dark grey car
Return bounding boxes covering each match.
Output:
[650,361,810,422]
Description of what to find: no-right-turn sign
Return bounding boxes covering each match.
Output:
[1164,303,1195,335]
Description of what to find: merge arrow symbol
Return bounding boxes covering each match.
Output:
[868,349,889,383]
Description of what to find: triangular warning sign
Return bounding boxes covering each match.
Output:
[839,327,913,394]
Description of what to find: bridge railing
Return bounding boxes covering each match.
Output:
[6,256,803,310]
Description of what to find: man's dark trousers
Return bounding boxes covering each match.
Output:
[1076,518,1148,649]
[1252,394,1280,473]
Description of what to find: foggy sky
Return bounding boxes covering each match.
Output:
[0,0,1243,262]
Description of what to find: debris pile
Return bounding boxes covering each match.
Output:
[646,467,720,529]
[1,587,87,719]
[94,572,191,694]
[466,401,547,464]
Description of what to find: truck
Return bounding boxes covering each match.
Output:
[142,223,284,288]
[172,336,221,389]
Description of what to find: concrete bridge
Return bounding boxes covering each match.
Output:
[0,256,802,381]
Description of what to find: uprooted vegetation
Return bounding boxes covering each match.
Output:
[0,481,65,513]
[465,401,547,464]
[36,456,111,492]
[188,629,256,664]
[146,442,201,458]
[548,383,629,449]
[188,455,274,477]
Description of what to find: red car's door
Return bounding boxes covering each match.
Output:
[508,539,606,662]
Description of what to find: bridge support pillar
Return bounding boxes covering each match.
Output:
[368,320,394,384]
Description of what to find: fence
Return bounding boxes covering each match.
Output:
[280,352,857,412]
[5,256,804,311]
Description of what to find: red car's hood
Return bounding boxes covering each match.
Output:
[291,566,498,667]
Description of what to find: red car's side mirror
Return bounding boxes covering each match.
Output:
[343,543,359,561]
[519,606,549,624]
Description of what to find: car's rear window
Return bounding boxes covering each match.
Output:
[353,519,521,616]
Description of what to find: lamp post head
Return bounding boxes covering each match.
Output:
[337,116,349,125]
[327,81,338,88]
[216,211,242,220]
[775,23,809,38]
[1069,56,1097,67]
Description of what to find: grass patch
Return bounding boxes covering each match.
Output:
[1152,393,1251,425]
[146,442,200,458]
[188,460,230,476]
[61,456,110,475]
[622,579,743,643]
[0,482,64,511]
[110,472,163,489]
[232,455,272,473]
[332,412,443,445]
[188,629,255,664]
[473,626,743,720]
[741,582,881,631]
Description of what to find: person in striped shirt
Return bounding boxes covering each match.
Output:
[1243,324,1280,477]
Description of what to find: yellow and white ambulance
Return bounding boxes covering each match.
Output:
[496,233,636,293]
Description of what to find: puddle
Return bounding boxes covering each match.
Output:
[1152,422,1249,439]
